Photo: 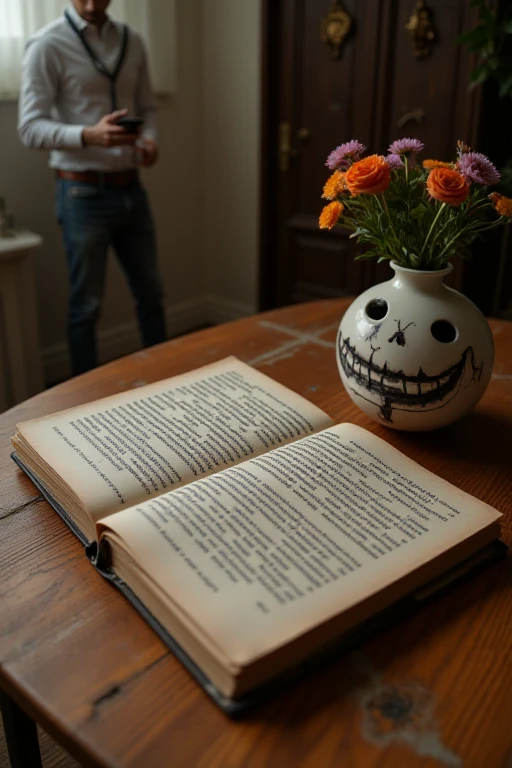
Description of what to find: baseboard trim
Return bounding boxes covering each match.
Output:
[205,295,255,325]
[42,294,255,384]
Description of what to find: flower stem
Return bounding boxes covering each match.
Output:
[420,202,446,257]
[436,219,504,263]
[377,194,402,260]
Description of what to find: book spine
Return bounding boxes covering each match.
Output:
[86,542,242,714]
[11,452,90,547]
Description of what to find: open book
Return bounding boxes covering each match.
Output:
[11,357,504,713]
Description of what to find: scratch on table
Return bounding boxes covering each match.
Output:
[249,339,308,366]
[258,320,338,346]
[87,653,167,721]
[50,618,88,646]
[492,373,512,380]
[18,617,89,656]
[0,495,45,521]
[353,653,461,767]
[18,619,90,658]
[249,321,336,366]
[91,684,122,709]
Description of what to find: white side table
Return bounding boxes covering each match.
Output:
[0,231,44,413]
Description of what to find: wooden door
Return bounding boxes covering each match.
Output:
[260,0,484,310]
[261,0,383,309]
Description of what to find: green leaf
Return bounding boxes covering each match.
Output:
[503,19,512,34]
[355,250,379,261]
[457,26,491,48]
[469,63,493,85]
[410,204,428,219]
[349,225,366,237]
[498,72,512,97]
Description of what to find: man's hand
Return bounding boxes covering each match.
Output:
[82,109,139,147]
[135,138,159,167]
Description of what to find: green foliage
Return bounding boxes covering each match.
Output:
[499,158,512,196]
[328,157,509,271]
[458,0,512,97]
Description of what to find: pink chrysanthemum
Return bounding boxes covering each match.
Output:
[326,140,367,170]
[385,154,404,170]
[458,152,501,186]
[388,138,424,156]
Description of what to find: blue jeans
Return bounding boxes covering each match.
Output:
[56,178,166,376]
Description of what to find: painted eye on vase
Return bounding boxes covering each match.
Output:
[365,299,388,321]
[431,320,458,343]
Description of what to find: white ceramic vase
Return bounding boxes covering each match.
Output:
[336,261,494,431]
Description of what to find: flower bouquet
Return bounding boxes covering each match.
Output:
[320,138,511,431]
[319,138,512,270]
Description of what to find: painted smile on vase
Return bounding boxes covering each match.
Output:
[334,264,494,431]
[337,329,484,423]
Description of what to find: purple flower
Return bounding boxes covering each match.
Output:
[385,154,404,170]
[388,138,425,156]
[326,140,367,170]
[458,152,501,186]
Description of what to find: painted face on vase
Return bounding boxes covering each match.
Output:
[336,283,492,431]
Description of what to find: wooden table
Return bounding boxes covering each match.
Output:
[1,299,511,768]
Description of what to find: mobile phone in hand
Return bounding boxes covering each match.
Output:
[117,117,143,134]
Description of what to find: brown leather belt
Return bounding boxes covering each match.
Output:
[56,169,138,186]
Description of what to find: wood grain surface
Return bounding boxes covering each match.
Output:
[1,299,511,768]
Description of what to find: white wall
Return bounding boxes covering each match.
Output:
[201,0,261,320]
[0,0,261,384]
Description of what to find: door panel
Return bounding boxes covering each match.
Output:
[272,0,383,307]
[387,1,470,161]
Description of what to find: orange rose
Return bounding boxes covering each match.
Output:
[345,155,390,195]
[427,168,469,206]
[319,200,344,229]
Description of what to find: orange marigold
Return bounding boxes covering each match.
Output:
[426,167,469,206]
[345,154,390,195]
[422,159,453,170]
[322,171,346,200]
[319,200,344,229]
[489,192,512,217]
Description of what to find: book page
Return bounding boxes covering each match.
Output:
[14,357,333,523]
[100,423,501,666]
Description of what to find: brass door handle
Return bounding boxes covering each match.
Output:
[279,123,310,171]
[397,108,426,129]
[279,121,300,172]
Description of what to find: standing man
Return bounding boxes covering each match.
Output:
[18,0,167,375]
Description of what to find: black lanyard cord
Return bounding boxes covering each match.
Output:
[64,10,129,111]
